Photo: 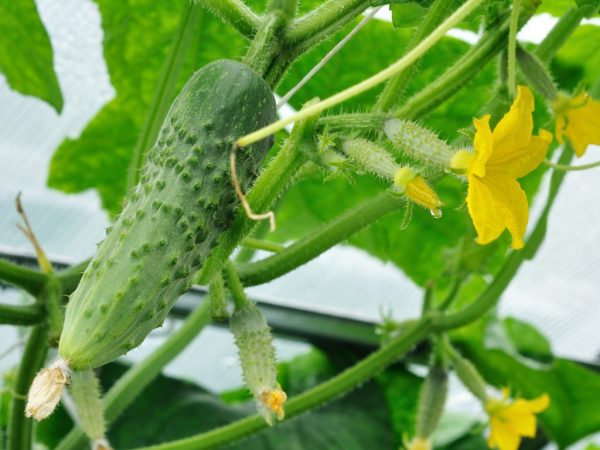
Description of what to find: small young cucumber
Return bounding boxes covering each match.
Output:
[59,60,276,369]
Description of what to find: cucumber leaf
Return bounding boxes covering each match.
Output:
[0,0,63,112]
[48,1,246,214]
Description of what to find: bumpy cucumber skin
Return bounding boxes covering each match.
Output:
[59,60,276,369]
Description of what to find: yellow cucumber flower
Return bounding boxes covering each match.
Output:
[485,388,550,450]
[552,91,600,157]
[450,86,552,249]
[406,437,432,450]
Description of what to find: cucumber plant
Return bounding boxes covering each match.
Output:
[1,0,600,450]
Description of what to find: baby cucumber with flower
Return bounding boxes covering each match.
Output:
[58,59,276,370]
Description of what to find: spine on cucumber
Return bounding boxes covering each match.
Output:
[58,60,276,370]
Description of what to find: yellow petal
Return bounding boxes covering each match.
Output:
[492,86,535,157]
[502,403,537,436]
[472,115,494,177]
[526,393,550,413]
[489,129,552,179]
[489,417,521,450]
[563,94,600,157]
[467,173,528,249]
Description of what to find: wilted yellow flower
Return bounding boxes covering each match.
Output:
[394,167,443,218]
[26,359,70,420]
[258,385,287,425]
[450,86,552,249]
[406,437,432,450]
[485,388,550,450]
[552,91,600,157]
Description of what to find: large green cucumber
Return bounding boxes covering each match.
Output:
[59,60,276,369]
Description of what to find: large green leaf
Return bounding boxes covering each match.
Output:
[554,25,600,87]
[0,0,63,111]
[462,344,600,447]
[48,1,246,214]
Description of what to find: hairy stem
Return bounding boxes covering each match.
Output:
[126,2,201,191]
[223,261,250,310]
[0,303,44,325]
[132,319,435,450]
[237,0,486,148]
[240,237,284,253]
[242,12,287,80]
[8,324,49,450]
[0,258,47,296]
[535,6,593,63]
[395,17,510,120]
[55,301,212,450]
[507,0,521,98]
[376,0,455,111]
[285,0,369,46]
[236,191,404,286]
[195,0,260,39]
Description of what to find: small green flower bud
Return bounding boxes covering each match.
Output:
[230,303,286,425]
[384,119,454,168]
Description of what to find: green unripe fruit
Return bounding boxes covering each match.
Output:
[59,60,276,369]
[230,303,286,425]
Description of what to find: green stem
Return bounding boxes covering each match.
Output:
[236,192,404,286]
[126,2,200,191]
[267,0,297,18]
[507,0,520,98]
[376,0,455,111]
[0,303,44,325]
[543,158,600,172]
[0,258,47,296]
[396,17,511,120]
[55,301,212,450]
[284,0,369,46]
[242,13,287,80]
[240,237,284,253]
[8,324,49,450]
[223,261,250,310]
[132,319,435,450]
[196,133,308,285]
[56,260,89,295]
[196,0,260,40]
[317,112,389,131]
[535,6,592,63]
[238,0,486,148]
[40,276,64,345]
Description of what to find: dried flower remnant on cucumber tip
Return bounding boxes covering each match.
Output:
[449,86,552,249]
[26,358,70,421]
[230,302,286,425]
